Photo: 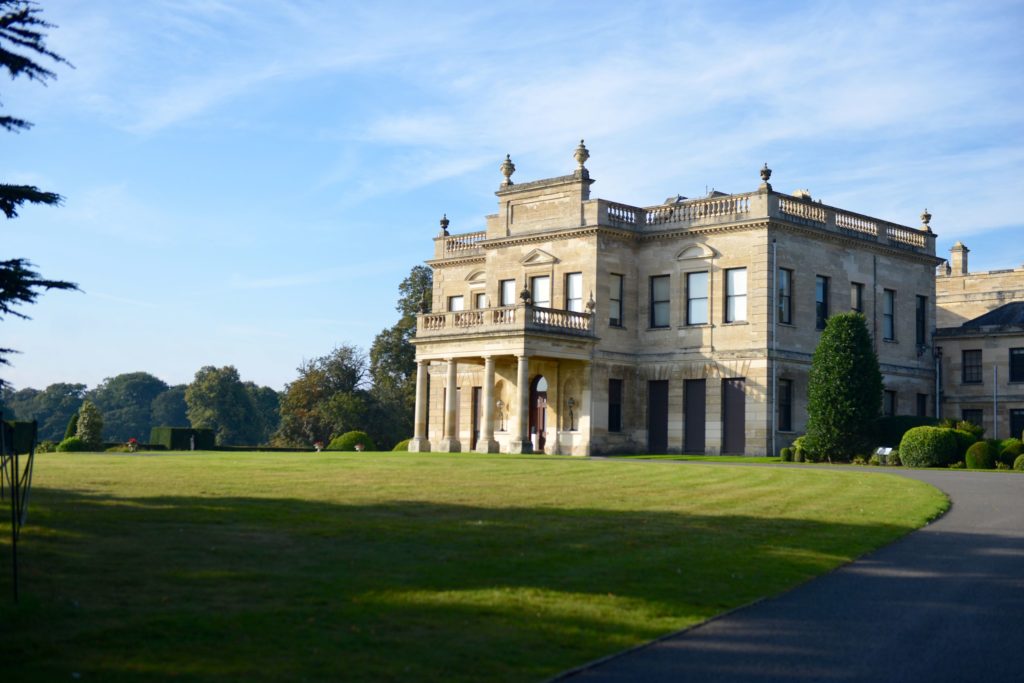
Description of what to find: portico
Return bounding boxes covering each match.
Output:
[408,344,594,456]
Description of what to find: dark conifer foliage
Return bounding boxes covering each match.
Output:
[1,1,77,385]
[806,312,884,460]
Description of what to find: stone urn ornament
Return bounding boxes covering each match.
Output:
[500,154,515,186]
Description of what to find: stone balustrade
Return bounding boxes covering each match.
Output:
[647,195,751,225]
[596,192,932,255]
[777,196,829,224]
[441,230,487,256]
[416,304,595,339]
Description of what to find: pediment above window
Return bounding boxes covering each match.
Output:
[676,243,717,260]
[466,270,487,284]
[521,248,560,266]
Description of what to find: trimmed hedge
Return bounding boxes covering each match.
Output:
[56,436,88,452]
[965,440,997,470]
[149,427,215,451]
[1014,454,1024,471]
[327,431,376,452]
[214,445,312,453]
[997,438,1023,467]
[392,438,412,452]
[899,427,957,468]
[779,447,793,462]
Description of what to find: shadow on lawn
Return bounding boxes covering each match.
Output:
[1,486,946,682]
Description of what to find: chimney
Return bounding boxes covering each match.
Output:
[949,242,969,275]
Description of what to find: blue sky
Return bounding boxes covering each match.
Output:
[3,0,1023,391]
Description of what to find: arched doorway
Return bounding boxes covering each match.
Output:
[529,375,548,452]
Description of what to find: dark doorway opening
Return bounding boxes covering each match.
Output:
[648,380,669,453]
[722,378,746,454]
[684,379,706,454]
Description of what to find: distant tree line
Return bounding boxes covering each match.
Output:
[0,266,431,450]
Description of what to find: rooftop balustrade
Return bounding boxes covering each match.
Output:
[600,191,934,254]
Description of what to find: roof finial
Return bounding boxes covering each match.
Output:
[439,213,450,236]
[759,162,772,191]
[920,208,932,233]
[574,139,590,170]
[500,154,515,187]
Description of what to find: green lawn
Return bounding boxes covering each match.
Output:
[1,452,947,682]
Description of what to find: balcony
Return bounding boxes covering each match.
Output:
[416,304,595,340]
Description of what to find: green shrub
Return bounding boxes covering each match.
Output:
[806,313,883,460]
[791,435,820,462]
[965,440,996,469]
[327,431,377,452]
[997,438,1023,466]
[64,412,79,440]
[56,436,88,452]
[75,400,104,448]
[950,461,965,469]
[956,420,985,440]
[996,462,1010,470]
[899,426,957,468]
[872,415,937,448]
[392,438,412,452]
[37,440,56,453]
[889,450,901,466]
[1014,454,1024,471]
[857,455,872,466]
[950,429,978,458]
[779,447,793,462]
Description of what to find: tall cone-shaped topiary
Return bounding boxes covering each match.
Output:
[806,312,883,461]
[75,399,104,449]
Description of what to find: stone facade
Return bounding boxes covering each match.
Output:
[410,144,940,456]
[936,245,1024,439]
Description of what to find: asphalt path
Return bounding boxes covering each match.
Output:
[559,466,1024,682]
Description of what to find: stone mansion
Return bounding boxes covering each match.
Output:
[408,142,946,456]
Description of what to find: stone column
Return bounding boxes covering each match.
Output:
[509,354,532,453]
[438,358,461,452]
[408,360,430,452]
[476,356,500,453]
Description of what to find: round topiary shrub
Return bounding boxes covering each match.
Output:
[327,431,377,452]
[392,438,411,452]
[793,449,805,463]
[779,447,793,462]
[998,438,1023,467]
[56,436,88,452]
[899,426,957,468]
[965,440,996,470]
[1014,454,1024,471]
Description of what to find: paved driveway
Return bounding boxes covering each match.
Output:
[561,467,1024,682]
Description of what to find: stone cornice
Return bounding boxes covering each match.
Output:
[425,255,486,268]
[769,219,944,266]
